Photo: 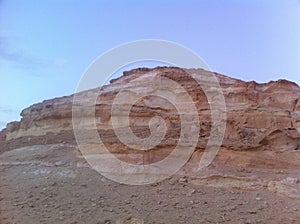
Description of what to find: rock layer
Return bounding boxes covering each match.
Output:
[1,67,300,223]
[1,67,300,156]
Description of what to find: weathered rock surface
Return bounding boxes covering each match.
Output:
[1,67,300,223]
[1,66,300,155]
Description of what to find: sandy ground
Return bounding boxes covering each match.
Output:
[1,143,300,224]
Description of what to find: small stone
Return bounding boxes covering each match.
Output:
[263,202,269,208]
[229,206,237,211]
[186,189,196,196]
[54,161,65,166]
[248,210,257,214]
[103,208,114,212]
[173,202,179,206]
[286,177,299,184]
[179,177,188,184]
[130,194,138,198]
[168,180,175,185]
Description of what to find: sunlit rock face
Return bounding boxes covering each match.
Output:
[1,67,300,156]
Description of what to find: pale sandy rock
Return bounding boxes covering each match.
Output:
[1,67,300,159]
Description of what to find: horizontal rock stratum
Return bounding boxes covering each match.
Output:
[2,67,300,223]
[1,67,300,157]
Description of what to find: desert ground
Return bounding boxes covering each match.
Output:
[1,134,300,224]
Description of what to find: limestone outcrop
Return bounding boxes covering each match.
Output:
[1,67,300,155]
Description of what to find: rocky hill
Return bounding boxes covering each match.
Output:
[1,66,300,154]
[1,67,300,223]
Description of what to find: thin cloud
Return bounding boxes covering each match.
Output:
[0,106,14,114]
[0,48,22,61]
[0,47,51,71]
[0,35,67,74]
[0,36,19,60]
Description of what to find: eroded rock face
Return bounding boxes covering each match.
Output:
[1,67,300,154]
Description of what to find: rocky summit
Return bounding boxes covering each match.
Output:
[1,67,300,223]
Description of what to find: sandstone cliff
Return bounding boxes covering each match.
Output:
[1,67,300,155]
[2,67,300,223]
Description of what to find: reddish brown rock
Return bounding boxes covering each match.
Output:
[1,67,300,157]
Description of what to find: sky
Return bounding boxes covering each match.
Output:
[0,0,300,129]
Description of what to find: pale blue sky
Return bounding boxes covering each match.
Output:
[0,0,300,129]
